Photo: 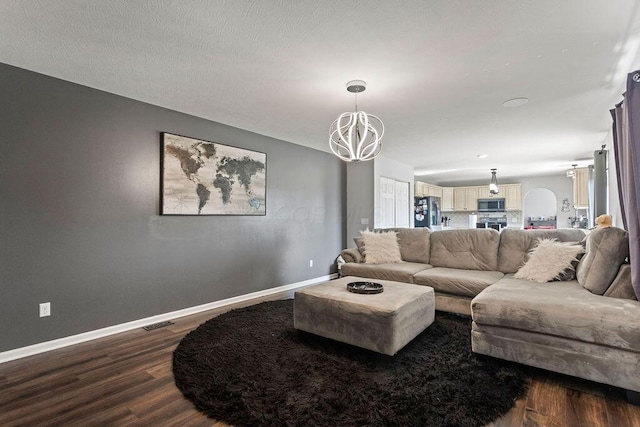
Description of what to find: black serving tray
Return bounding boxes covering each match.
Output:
[347,282,384,294]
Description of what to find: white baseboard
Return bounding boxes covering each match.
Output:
[0,274,338,364]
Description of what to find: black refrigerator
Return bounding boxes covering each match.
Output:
[414,196,441,228]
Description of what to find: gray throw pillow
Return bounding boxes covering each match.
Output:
[576,227,630,295]
[603,264,637,300]
[353,236,366,257]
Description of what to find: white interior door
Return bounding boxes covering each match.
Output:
[394,180,410,227]
[379,177,410,228]
[379,177,396,228]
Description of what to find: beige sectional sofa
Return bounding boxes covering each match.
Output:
[339,227,640,394]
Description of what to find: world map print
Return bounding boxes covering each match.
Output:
[162,133,266,215]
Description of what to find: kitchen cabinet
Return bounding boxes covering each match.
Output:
[453,189,465,210]
[477,186,490,199]
[427,184,443,199]
[438,182,522,212]
[453,187,478,211]
[573,167,589,209]
[503,184,522,211]
[478,183,521,210]
[477,185,502,199]
[441,188,454,211]
[415,181,443,198]
[466,187,479,211]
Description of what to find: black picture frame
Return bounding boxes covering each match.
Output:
[161,132,266,215]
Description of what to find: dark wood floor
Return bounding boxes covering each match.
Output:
[1,292,639,427]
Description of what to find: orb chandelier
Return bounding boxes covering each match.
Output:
[489,169,499,195]
[329,80,384,162]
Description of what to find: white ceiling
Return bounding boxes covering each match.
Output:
[1,0,639,185]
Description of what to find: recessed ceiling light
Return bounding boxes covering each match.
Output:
[477,154,488,159]
[502,97,529,107]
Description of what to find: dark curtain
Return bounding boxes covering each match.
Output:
[611,70,640,299]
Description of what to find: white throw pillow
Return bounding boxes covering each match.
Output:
[361,230,403,264]
[514,238,584,283]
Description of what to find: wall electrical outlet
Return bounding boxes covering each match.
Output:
[309,259,313,268]
[39,302,51,317]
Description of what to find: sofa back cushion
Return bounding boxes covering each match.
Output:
[376,227,431,264]
[497,228,587,274]
[576,226,630,294]
[429,229,500,271]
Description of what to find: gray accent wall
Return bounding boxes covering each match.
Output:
[346,162,374,248]
[0,63,344,352]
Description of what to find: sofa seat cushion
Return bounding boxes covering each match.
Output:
[341,262,432,284]
[413,268,504,297]
[471,276,640,352]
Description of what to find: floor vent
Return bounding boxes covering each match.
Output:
[142,320,174,331]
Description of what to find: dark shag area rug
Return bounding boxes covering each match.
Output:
[173,299,527,427]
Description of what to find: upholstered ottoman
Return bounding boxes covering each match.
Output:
[294,277,435,356]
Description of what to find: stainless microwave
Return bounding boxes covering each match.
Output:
[478,198,505,212]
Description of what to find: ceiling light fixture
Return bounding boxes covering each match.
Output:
[489,168,499,195]
[477,154,488,159]
[329,80,384,162]
[502,97,529,107]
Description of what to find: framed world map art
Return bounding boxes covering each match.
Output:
[161,132,266,215]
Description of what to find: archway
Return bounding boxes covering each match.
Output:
[523,188,557,228]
